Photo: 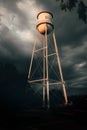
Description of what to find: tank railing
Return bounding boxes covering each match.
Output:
[36,19,53,26]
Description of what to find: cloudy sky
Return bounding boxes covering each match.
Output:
[0,0,87,98]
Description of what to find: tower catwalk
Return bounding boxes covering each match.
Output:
[28,11,68,108]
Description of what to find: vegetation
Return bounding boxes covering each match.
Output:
[56,0,87,23]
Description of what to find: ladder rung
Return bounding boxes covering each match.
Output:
[34,47,47,53]
[49,81,65,85]
[44,53,56,57]
[28,78,47,83]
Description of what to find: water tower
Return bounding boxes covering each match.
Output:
[28,11,68,108]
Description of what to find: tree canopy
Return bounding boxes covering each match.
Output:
[56,0,87,23]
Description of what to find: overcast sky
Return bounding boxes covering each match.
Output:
[0,0,87,96]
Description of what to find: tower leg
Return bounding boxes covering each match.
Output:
[28,38,36,80]
[42,37,46,108]
[45,25,50,109]
[53,31,68,105]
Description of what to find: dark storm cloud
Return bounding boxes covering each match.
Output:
[0,0,29,29]
[0,0,18,11]
[0,24,28,57]
[0,0,45,73]
[56,12,87,47]
[0,0,38,59]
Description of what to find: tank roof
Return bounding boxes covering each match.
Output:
[37,11,53,19]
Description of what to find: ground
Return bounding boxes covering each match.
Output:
[0,95,87,129]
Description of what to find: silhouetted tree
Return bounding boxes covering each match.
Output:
[0,62,27,85]
[56,0,87,23]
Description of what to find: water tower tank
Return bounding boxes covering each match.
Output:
[36,11,54,35]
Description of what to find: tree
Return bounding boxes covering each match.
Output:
[56,0,87,23]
